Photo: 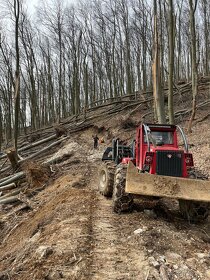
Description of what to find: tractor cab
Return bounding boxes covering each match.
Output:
[135,123,193,177]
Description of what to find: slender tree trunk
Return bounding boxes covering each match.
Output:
[153,0,166,124]
[176,1,183,81]
[188,0,198,133]
[168,0,175,124]
[14,0,20,153]
[201,0,209,75]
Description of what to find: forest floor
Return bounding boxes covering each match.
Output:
[0,90,210,280]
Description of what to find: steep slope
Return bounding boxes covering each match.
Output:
[0,87,210,280]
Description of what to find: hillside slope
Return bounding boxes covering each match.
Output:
[0,88,210,280]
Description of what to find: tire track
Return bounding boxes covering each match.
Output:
[88,187,149,280]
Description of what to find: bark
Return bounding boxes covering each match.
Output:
[14,0,20,153]
[18,137,67,164]
[0,171,25,185]
[0,183,16,191]
[0,187,23,200]
[152,0,166,124]
[201,0,209,75]
[0,134,57,160]
[188,0,198,133]
[6,149,20,171]
[0,196,19,205]
[168,0,175,124]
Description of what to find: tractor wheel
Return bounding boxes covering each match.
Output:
[98,162,116,197]
[178,169,209,223]
[112,163,134,213]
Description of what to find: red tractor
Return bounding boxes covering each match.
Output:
[99,123,210,222]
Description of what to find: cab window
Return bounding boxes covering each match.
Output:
[144,131,173,144]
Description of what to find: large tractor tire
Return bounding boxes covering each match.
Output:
[112,163,134,213]
[98,162,116,197]
[178,170,209,223]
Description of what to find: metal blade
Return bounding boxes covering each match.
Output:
[126,161,210,202]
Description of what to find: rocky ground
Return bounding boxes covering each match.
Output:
[0,93,209,280]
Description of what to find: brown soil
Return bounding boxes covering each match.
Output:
[0,101,210,280]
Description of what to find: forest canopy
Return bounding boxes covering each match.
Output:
[0,0,207,142]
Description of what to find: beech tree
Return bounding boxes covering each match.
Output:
[188,0,198,132]
[152,0,166,124]
[168,0,175,124]
[13,0,21,152]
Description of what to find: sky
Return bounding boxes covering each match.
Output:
[26,0,77,15]
[26,0,40,15]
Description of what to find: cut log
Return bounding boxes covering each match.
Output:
[0,165,12,174]
[0,196,19,205]
[45,152,74,165]
[19,137,67,164]
[0,138,67,176]
[19,134,57,152]
[0,172,25,186]
[0,188,24,200]
[0,159,8,171]
[0,183,16,191]
[0,134,57,160]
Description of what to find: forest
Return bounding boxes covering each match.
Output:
[0,2,210,279]
[0,0,208,148]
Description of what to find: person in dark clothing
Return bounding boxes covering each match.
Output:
[93,135,99,149]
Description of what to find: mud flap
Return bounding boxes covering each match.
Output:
[125,162,210,202]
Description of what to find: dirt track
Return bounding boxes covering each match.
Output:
[0,118,210,279]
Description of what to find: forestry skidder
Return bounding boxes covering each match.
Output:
[98,123,210,222]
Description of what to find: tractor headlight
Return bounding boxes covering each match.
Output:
[184,153,194,166]
[144,152,154,165]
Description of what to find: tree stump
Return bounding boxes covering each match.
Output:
[54,125,67,137]
[6,149,20,171]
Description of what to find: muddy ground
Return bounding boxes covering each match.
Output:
[0,106,210,280]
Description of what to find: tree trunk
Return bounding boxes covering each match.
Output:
[14,0,20,153]
[152,0,166,124]
[168,0,175,124]
[188,0,198,133]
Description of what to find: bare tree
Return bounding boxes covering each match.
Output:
[0,0,209,143]
[38,0,65,121]
[168,0,175,124]
[152,0,166,124]
[14,0,21,152]
[200,0,209,76]
[188,0,198,132]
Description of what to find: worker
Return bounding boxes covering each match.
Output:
[93,135,99,149]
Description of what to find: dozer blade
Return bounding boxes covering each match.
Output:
[126,162,210,202]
